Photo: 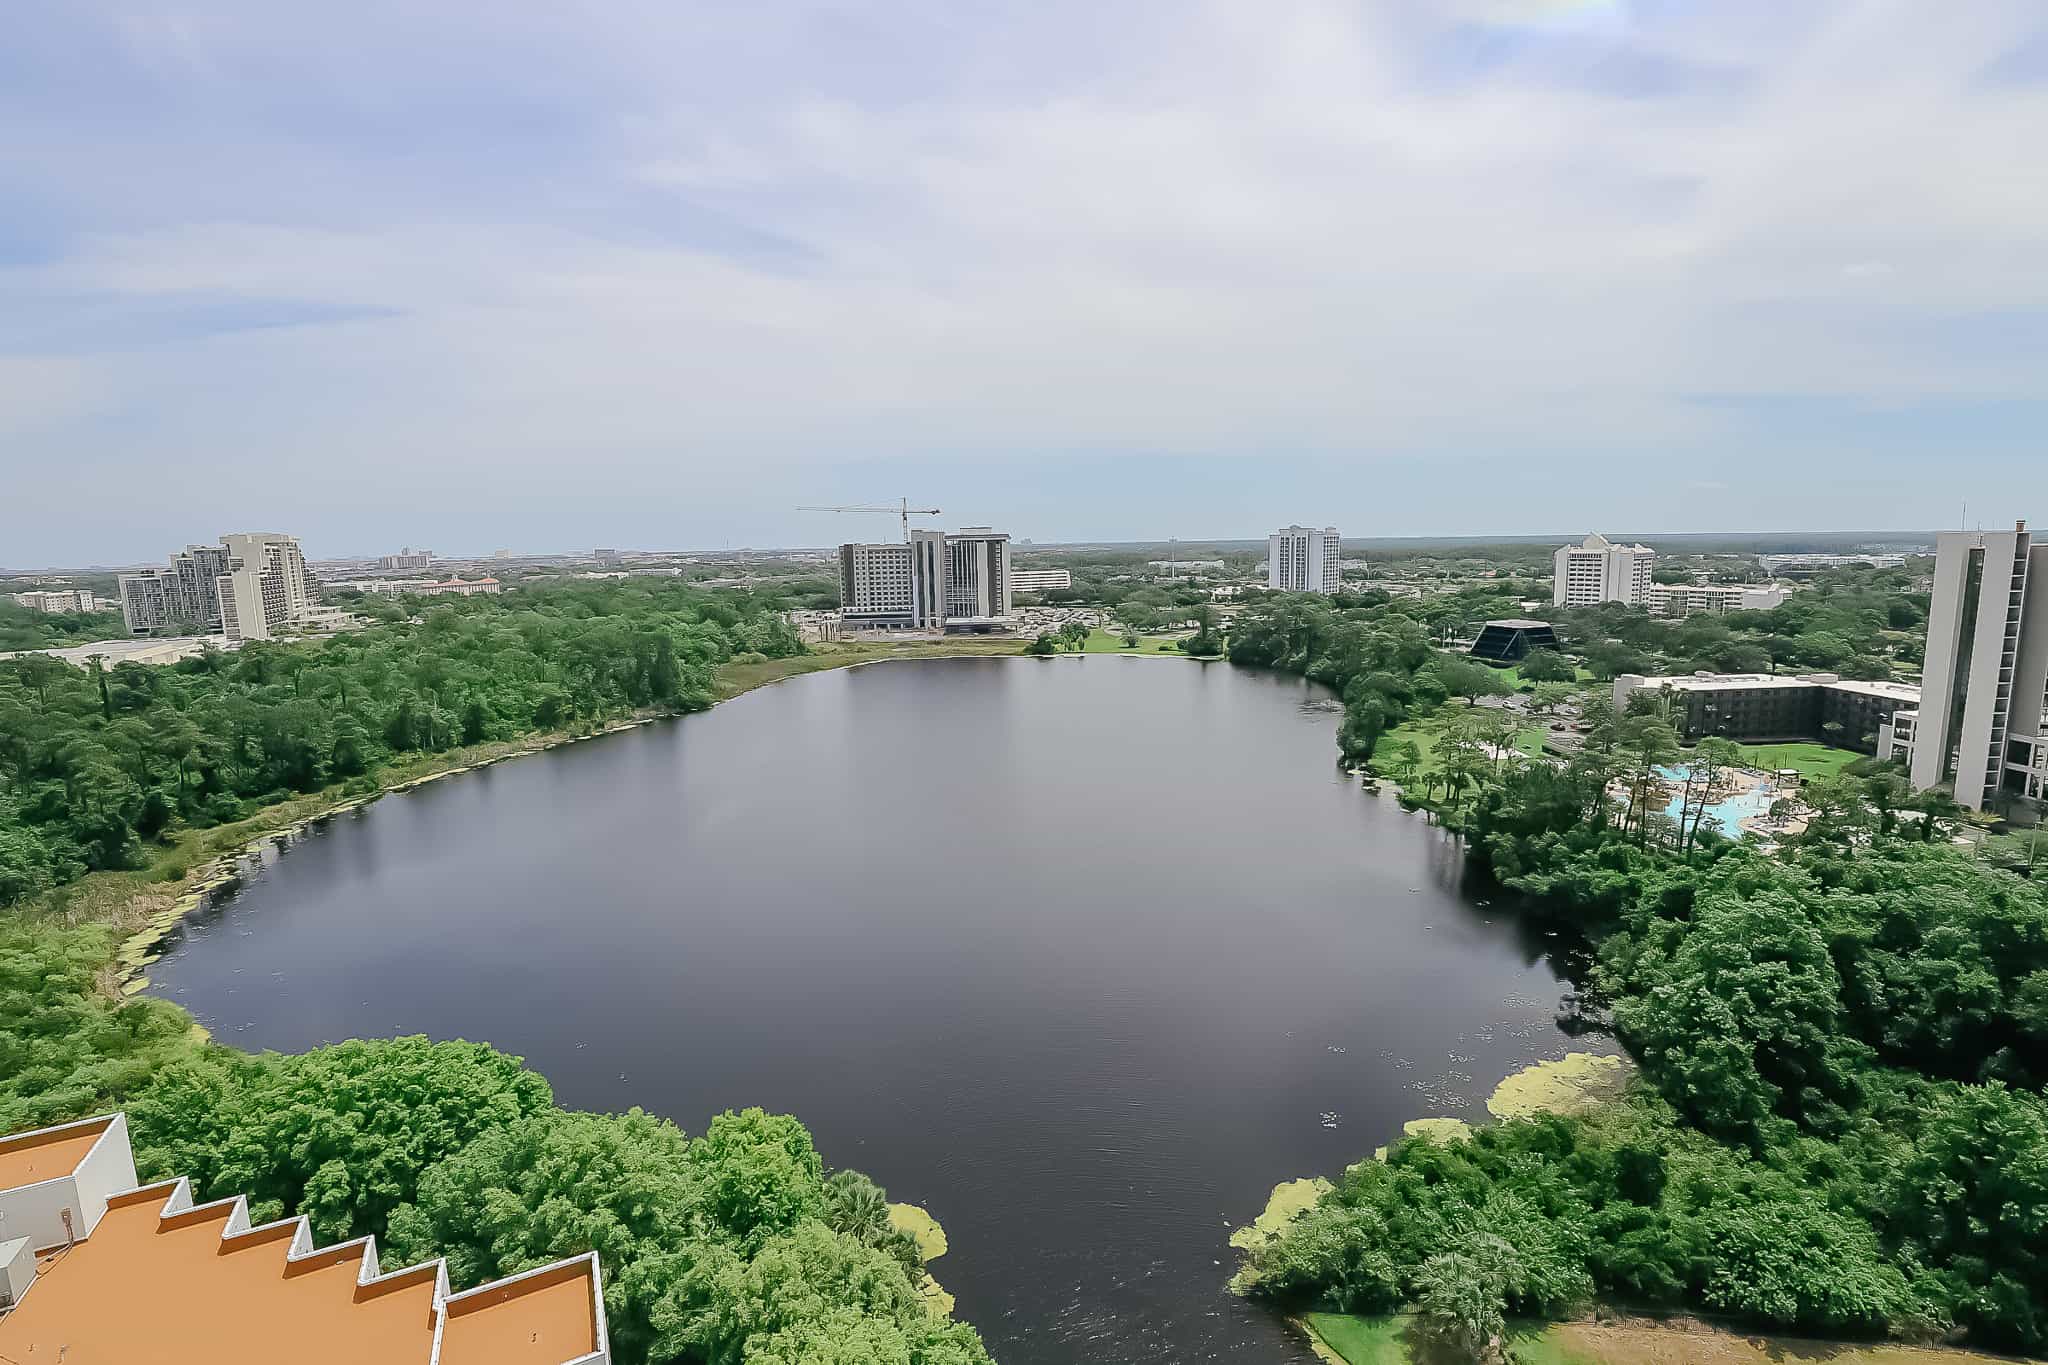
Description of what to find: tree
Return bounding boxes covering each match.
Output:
[1432,656,1513,706]
[127,1036,555,1239]
[1411,1241,1510,1363]
[1026,633,1058,657]
[1676,736,1740,852]
[1518,649,1575,683]
[1375,738,1421,788]
[1614,890,1852,1140]
[386,1107,701,1363]
[1615,713,1681,844]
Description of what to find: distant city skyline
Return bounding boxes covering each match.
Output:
[4,3,2045,565]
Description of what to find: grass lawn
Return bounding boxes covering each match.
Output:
[1301,1314,2016,1365]
[1378,717,1548,775]
[714,636,1026,697]
[1304,1313,1406,1364]
[1731,741,1860,780]
[1079,627,1186,654]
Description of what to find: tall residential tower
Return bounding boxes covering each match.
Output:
[838,526,1012,630]
[119,533,315,641]
[1267,526,1341,594]
[1552,533,1656,608]
[1891,522,2048,810]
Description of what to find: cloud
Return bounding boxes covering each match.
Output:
[1,0,2045,559]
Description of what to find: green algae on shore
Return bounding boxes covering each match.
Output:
[1229,1177,1334,1252]
[888,1202,956,1318]
[1369,1116,1474,1162]
[888,1201,949,1261]
[1486,1052,1631,1120]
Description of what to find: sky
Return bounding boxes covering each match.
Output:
[3,1,2046,565]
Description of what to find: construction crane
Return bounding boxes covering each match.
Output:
[796,498,941,543]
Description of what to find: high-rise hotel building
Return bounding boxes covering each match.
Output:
[1552,533,1656,608]
[119,533,314,642]
[1887,522,2048,810]
[838,526,1012,630]
[1267,526,1342,594]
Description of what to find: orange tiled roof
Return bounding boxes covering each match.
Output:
[0,1117,111,1192]
[0,1115,605,1365]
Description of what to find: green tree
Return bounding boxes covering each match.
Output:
[128,1036,554,1239]
[1518,649,1575,683]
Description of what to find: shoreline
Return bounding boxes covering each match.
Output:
[77,637,1036,998]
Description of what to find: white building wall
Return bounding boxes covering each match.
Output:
[1553,534,1655,607]
[0,1115,137,1253]
[1267,526,1341,594]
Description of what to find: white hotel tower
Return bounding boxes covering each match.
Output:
[1889,522,2048,811]
[838,527,1013,631]
[1552,533,1656,608]
[1267,526,1341,594]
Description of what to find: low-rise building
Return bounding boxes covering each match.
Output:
[1468,619,1561,663]
[10,589,101,614]
[326,576,502,597]
[1646,583,1792,617]
[0,1112,609,1365]
[1613,671,1920,753]
[1757,552,1910,576]
[1009,568,1073,593]
[0,636,239,669]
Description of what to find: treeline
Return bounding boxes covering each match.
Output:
[1557,565,1927,680]
[0,598,127,651]
[1224,587,1538,761]
[0,582,804,905]
[0,920,990,1363]
[1239,713,2048,1353]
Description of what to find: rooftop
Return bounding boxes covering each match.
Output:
[0,1113,606,1365]
[1624,671,1921,701]
[0,1115,111,1190]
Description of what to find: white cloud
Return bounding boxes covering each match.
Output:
[3,0,2046,556]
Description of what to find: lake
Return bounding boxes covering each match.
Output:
[148,657,1593,1365]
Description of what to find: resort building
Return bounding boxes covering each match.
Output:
[1267,526,1342,594]
[1553,533,1656,608]
[10,589,100,614]
[0,636,240,670]
[838,527,1013,631]
[1468,619,1560,664]
[324,577,502,597]
[1757,552,1911,576]
[1613,672,1920,754]
[120,543,231,636]
[1646,583,1792,618]
[217,533,313,641]
[1010,568,1073,594]
[1887,523,2048,810]
[0,1112,609,1365]
[120,533,320,642]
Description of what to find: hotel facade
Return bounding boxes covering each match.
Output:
[838,526,1013,630]
[1886,523,2048,810]
[1267,526,1341,594]
[1553,533,1656,608]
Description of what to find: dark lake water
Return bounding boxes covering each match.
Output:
[149,658,1593,1365]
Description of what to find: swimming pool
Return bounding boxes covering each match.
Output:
[1654,764,1780,837]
